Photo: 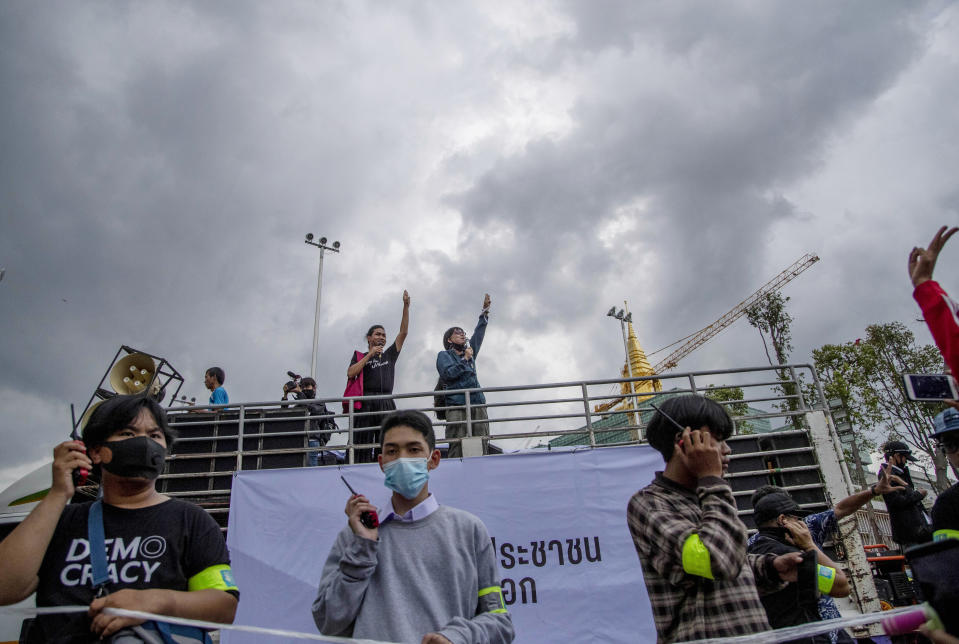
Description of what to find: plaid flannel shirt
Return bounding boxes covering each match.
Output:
[628,473,780,643]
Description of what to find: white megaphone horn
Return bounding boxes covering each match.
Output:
[109,353,157,395]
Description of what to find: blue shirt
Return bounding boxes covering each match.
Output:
[209,386,229,406]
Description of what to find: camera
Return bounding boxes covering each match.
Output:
[283,371,303,397]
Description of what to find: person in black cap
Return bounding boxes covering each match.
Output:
[748,492,850,642]
[748,467,905,644]
[931,409,959,541]
[879,439,932,549]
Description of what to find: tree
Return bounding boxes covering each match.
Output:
[746,291,803,428]
[812,322,951,493]
[704,385,755,434]
[746,292,794,367]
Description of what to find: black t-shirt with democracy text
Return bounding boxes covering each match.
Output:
[33,497,236,643]
[350,342,400,394]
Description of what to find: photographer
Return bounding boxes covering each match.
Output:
[298,377,338,466]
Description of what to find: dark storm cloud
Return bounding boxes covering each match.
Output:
[443,0,932,347]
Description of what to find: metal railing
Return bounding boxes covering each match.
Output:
[163,363,827,466]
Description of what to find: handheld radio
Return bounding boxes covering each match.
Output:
[340,475,380,529]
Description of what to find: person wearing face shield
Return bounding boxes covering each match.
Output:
[312,410,514,644]
[347,290,411,463]
[436,293,491,458]
[0,395,239,642]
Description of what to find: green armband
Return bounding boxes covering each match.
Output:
[478,586,508,614]
[681,533,714,580]
[817,564,836,594]
[188,564,238,593]
[933,529,959,542]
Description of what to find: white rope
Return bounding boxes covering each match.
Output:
[0,604,400,643]
[678,604,927,644]
[3,601,937,644]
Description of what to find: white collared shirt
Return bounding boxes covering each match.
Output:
[379,493,439,524]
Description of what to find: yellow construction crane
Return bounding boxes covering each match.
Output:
[595,253,820,412]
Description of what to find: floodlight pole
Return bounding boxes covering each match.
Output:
[305,234,341,380]
[607,306,635,394]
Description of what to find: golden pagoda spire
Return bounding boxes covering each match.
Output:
[619,303,662,393]
[624,318,655,378]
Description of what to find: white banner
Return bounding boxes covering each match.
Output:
[225,445,660,643]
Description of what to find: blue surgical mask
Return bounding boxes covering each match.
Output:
[383,457,430,499]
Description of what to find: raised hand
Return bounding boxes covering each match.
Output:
[403,290,410,307]
[782,516,814,550]
[483,293,491,311]
[52,440,92,499]
[874,465,905,495]
[909,226,958,287]
[676,427,724,479]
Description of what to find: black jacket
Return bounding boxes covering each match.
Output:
[748,529,828,644]
[879,462,932,546]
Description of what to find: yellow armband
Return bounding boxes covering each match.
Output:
[933,529,959,542]
[478,586,508,614]
[816,564,836,594]
[188,564,238,593]
[681,534,714,580]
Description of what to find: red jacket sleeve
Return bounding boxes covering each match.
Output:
[914,280,959,377]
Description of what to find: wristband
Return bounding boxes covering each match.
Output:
[870,484,878,497]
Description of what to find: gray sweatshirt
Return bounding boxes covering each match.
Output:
[312,505,514,644]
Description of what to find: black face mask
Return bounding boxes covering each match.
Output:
[299,389,316,399]
[100,436,166,480]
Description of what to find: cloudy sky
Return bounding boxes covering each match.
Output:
[2,1,958,491]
